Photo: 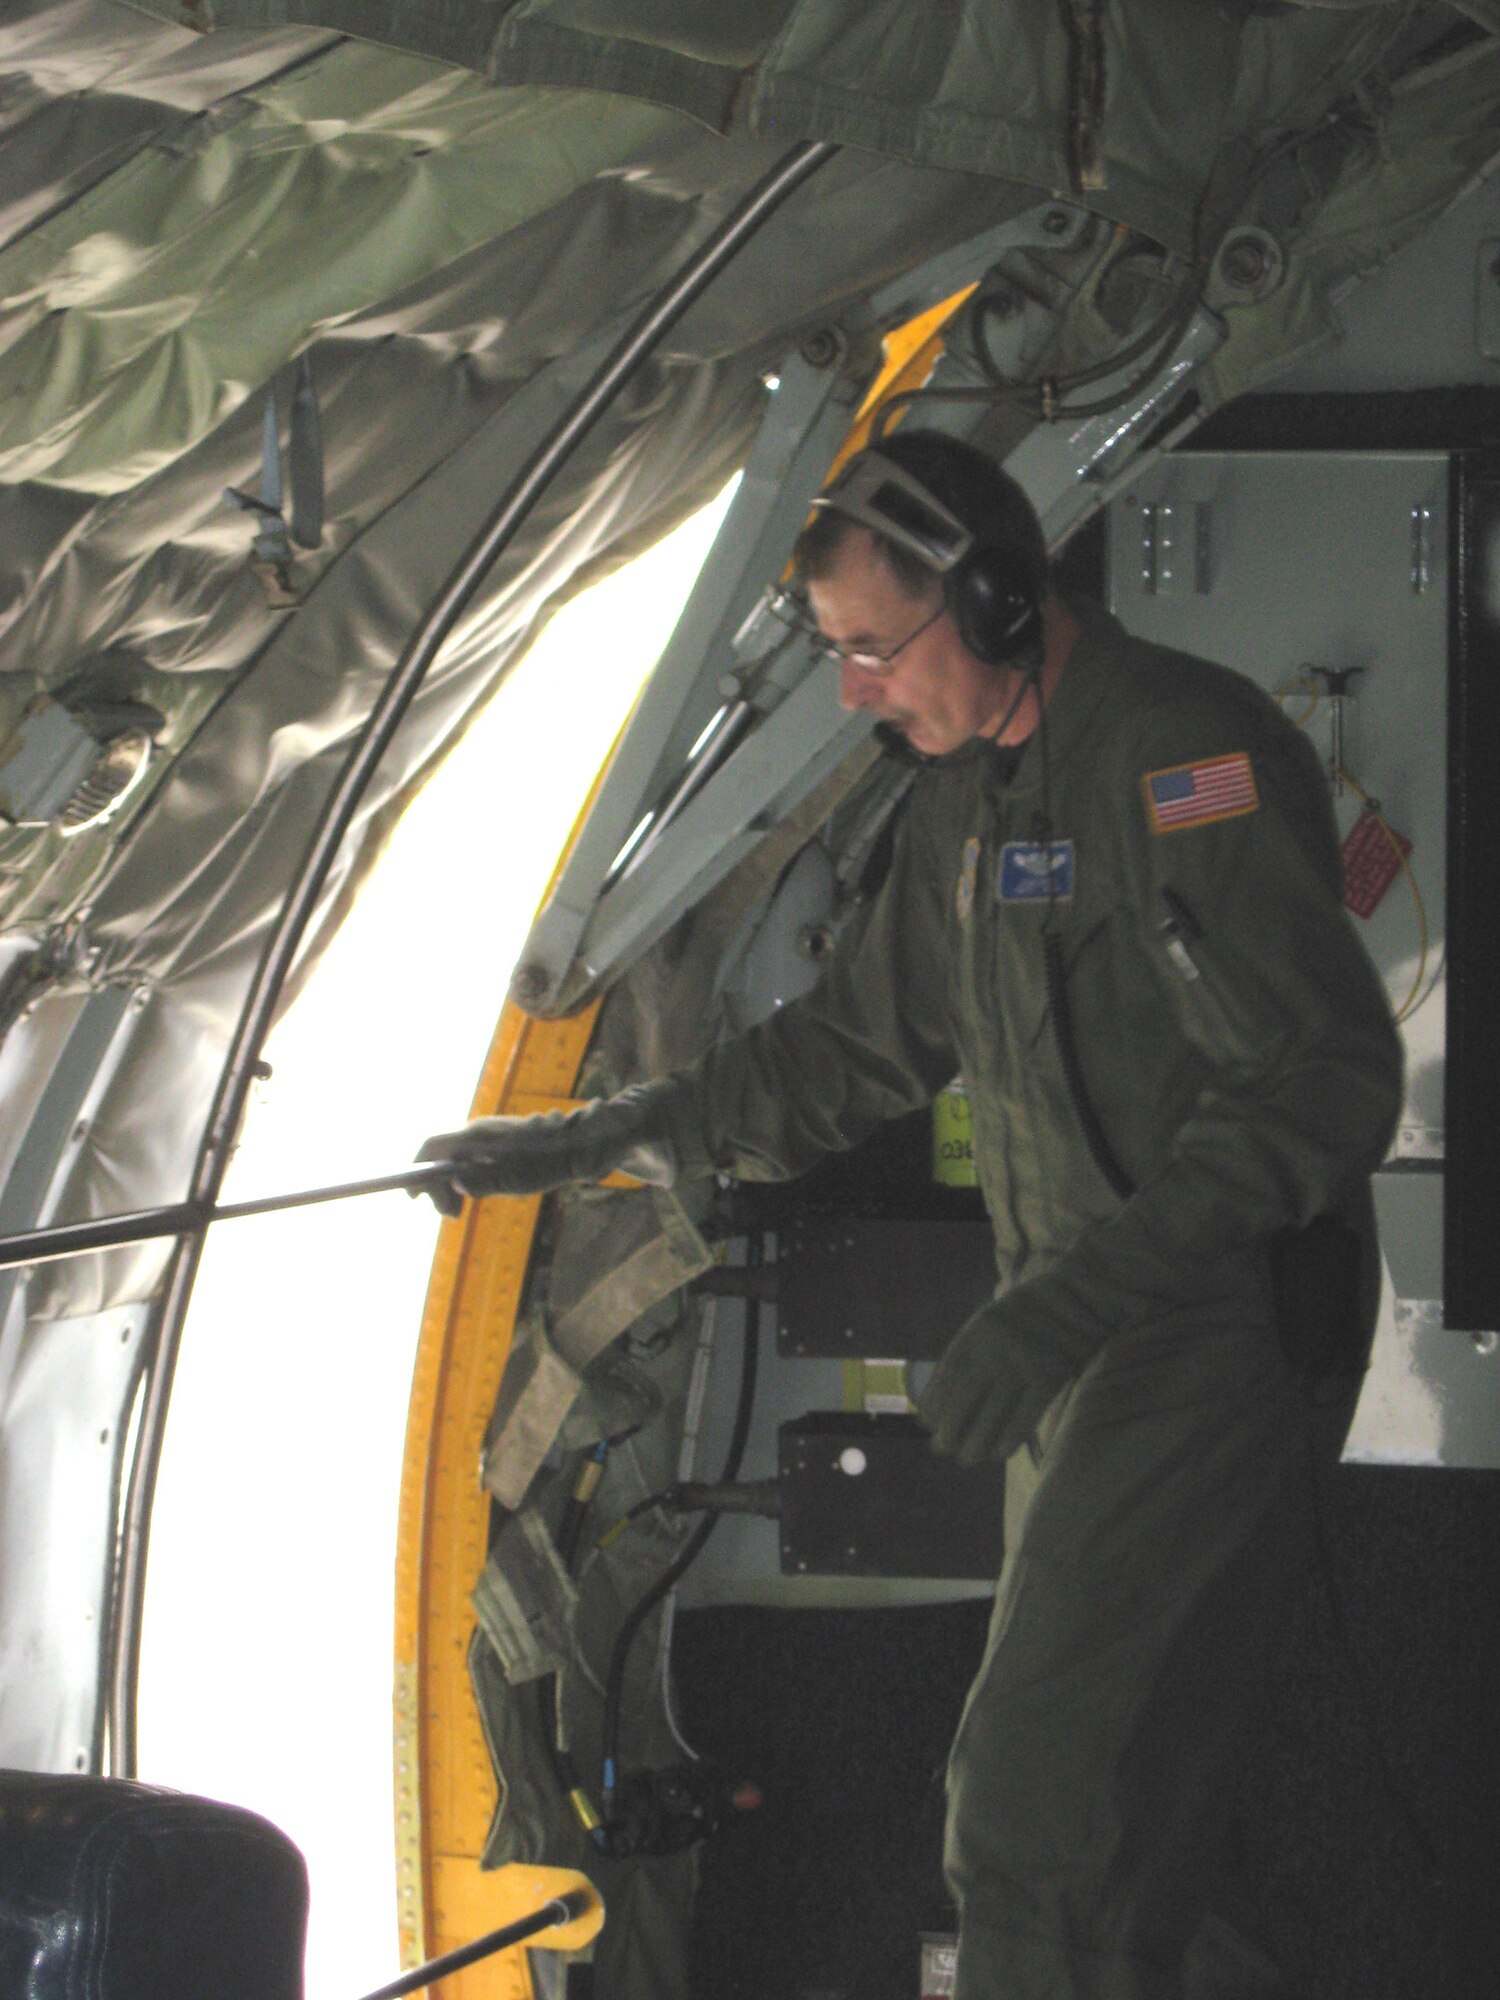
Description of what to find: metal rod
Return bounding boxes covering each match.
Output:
[0,1165,455,1273]
[106,138,838,1775]
[354,1890,592,2000]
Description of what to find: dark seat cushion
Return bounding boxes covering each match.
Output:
[0,1770,307,2000]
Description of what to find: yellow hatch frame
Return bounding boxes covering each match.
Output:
[394,995,601,1996]
[392,285,974,1997]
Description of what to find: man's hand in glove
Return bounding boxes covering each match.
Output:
[416,1083,677,1217]
[917,1296,1074,1467]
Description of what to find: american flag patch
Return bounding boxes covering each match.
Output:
[1143,753,1259,834]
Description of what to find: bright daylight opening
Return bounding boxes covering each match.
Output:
[139,482,739,2000]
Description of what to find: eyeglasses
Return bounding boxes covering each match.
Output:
[801,600,949,677]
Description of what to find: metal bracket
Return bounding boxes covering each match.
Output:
[1409,502,1434,596]
[1007,306,1226,548]
[1139,500,1175,595]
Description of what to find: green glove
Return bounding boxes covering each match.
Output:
[416,1083,677,1217]
[917,1298,1074,1467]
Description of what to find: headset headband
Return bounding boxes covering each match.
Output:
[811,452,974,573]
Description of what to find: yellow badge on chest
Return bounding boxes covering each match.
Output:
[956,836,980,922]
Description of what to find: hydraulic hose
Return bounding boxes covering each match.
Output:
[870,264,1203,439]
[106,139,838,1775]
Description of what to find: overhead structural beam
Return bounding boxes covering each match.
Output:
[104,137,839,1776]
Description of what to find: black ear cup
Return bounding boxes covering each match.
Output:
[947,541,1043,665]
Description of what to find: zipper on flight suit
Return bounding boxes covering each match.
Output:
[1025,797,1137,1204]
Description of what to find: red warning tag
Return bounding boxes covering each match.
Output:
[1342,805,1411,919]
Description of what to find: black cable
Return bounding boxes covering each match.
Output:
[596,1477,779,1548]
[1020,278,1191,390]
[1026,647,1135,1203]
[1023,284,1202,422]
[599,1239,762,1810]
[871,266,1202,441]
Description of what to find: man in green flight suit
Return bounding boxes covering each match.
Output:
[421,430,1404,1998]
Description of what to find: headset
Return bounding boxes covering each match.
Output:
[810,448,1045,668]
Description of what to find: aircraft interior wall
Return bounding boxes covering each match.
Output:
[6,9,1500,1998]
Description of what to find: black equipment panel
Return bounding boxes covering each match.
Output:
[778,1413,1005,1580]
[776,1214,996,1358]
[1446,451,1500,1329]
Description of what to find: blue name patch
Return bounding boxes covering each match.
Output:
[998,840,1075,902]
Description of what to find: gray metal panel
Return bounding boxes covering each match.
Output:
[0,1301,149,1770]
[1106,451,1450,1154]
[0,985,134,1395]
[0,992,92,1218]
[0,983,185,1771]
[1105,452,1482,1464]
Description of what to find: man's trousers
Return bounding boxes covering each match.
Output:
[945,1258,1355,2000]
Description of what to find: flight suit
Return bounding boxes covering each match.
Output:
[657,598,1404,1997]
